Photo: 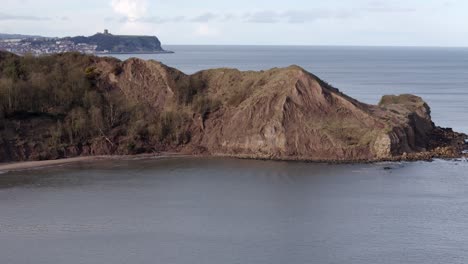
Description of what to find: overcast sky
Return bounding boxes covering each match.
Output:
[0,0,467,46]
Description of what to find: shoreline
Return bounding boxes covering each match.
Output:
[1,151,467,174]
[0,154,186,174]
[98,50,174,55]
[0,156,105,173]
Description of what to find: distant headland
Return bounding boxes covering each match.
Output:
[0,30,173,55]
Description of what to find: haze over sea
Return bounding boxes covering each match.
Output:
[1,46,468,264]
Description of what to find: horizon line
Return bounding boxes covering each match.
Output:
[161,44,468,49]
[1,32,467,49]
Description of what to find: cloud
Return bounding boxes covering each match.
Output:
[190,12,217,22]
[281,10,322,23]
[222,13,238,21]
[243,10,355,24]
[119,20,154,35]
[0,12,50,21]
[111,0,148,21]
[244,11,279,23]
[193,24,219,37]
[365,1,416,13]
[139,16,186,24]
[122,9,357,25]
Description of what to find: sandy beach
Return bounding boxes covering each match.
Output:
[0,153,195,174]
[0,156,105,173]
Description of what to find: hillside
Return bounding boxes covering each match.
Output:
[0,51,466,162]
[0,33,44,40]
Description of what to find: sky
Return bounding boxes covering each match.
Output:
[0,0,467,47]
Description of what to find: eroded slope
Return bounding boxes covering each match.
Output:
[0,52,466,162]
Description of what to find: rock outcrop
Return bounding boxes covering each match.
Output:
[0,52,466,162]
[97,58,467,162]
[66,32,171,53]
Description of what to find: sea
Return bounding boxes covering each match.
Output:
[1,46,468,264]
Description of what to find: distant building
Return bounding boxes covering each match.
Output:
[104,29,110,35]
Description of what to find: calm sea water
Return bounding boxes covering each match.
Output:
[114,45,468,133]
[1,46,468,264]
[1,157,468,264]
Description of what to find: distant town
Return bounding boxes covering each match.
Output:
[0,38,99,55]
[0,30,172,55]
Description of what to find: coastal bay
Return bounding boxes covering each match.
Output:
[1,0,468,262]
[1,157,468,264]
[1,46,468,264]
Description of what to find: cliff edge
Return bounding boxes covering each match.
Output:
[66,32,171,54]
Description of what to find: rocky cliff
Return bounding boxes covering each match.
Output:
[0,52,466,162]
[66,33,171,53]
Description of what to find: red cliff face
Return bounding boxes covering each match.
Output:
[98,58,467,162]
[0,53,466,162]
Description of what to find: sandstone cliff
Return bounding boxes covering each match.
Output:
[0,52,466,162]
